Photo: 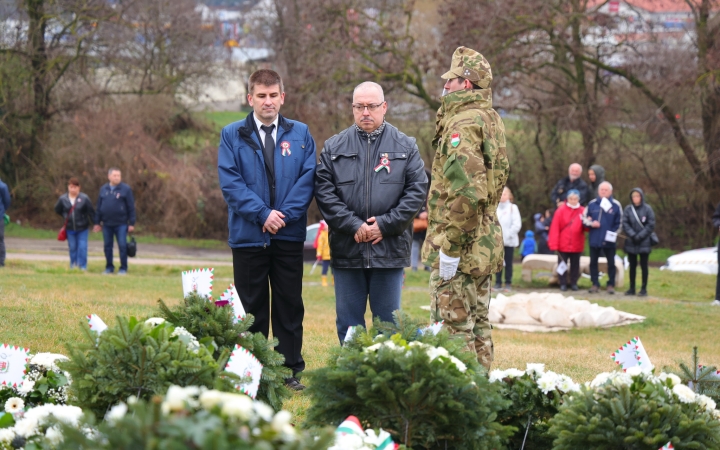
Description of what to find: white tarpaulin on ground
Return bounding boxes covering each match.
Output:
[661,247,718,275]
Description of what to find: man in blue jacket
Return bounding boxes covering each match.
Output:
[0,177,11,267]
[218,69,316,391]
[93,168,136,275]
[582,181,622,294]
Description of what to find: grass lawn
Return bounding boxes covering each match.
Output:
[1,259,719,422]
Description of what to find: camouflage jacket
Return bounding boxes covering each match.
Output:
[421,88,509,277]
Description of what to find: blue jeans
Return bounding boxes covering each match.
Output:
[0,221,5,266]
[66,229,89,270]
[334,268,404,342]
[103,224,128,272]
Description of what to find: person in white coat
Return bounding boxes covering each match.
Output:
[495,187,522,291]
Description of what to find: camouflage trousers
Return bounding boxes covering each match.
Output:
[429,270,493,370]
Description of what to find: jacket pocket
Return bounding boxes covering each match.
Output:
[378,152,407,184]
[240,151,257,185]
[281,140,301,179]
[330,153,358,185]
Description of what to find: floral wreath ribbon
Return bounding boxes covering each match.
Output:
[374,153,390,173]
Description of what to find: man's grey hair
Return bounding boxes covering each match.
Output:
[108,167,121,175]
[353,82,385,102]
[599,181,613,191]
[568,163,582,172]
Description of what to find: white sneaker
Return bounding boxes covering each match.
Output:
[711,300,720,306]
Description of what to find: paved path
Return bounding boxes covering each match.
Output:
[5,237,233,266]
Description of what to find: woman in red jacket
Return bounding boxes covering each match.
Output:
[548,189,586,291]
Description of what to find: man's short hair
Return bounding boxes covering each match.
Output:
[352,81,385,102]
[68,177,80,186]
[108,167,121,175]
[248,69,284,95]
[599,181,613,191]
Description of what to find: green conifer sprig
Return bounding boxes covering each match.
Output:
[665,346,720,402]
[157,293,292,411]
[305,312,513,449]
[59,316,239,418]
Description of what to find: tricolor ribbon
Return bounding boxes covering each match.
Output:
[374,154,390,173]
[281,141,291,156]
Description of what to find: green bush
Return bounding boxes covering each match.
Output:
[59,316,239,418]
[157,293,292,411]
[47,386,335,450]
[548,370,720,449]
[304,313,513,450]
[489,364,579,449]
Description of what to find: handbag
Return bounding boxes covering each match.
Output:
[57,199,77,241]
[413,217,428,233]
[630,206,659,246]
[126,234,137,257]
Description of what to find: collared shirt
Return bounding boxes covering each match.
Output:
[254,115,279,147]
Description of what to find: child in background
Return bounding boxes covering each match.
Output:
[520,230,537,260]
[314,220,332,287]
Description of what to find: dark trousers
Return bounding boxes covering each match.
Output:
[627,252,649,290]
[102,224,128,271]
[0,221,5,266]
[590,246,616,287]
[716,240,720,300]
[321,260,332,275]
[558,252,581,286]
[495,246,515,286]
[232,240,305,375]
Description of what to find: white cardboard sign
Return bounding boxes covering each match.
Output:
[611,336,653,372]
[225,345,263,399]
[0,344,30,388]
[86,314,108,334]
[219,284,246,322]
[181,268,214,299]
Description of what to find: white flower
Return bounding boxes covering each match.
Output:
[45,426,64,445]
[505,368,525,378]
[712,409,720,420]
[162,385,200,414]
[18,380,35,394]
[253,401,274,422]
[526,363,545,376]
[271,410,296,437]
[330,433,365,449]
[364,343,382,352]
[657,373,682,387]
[672,384,697,404]
[625,366,643,377]
[29,353,69,370]
[5,397,24,414]
[488,370,507,383]
[220,394,254,420]
[696,394,717,412]
[449,356,467,373]
[199,390,226,410]
[610,372,633,388]
[536,371,560,394]
[127,395,138,405]
[13,404,83,437]
[105,402,127,423]
[0,428,15,443]
[145,317,166,327]
[556,374,580,393]
[589,372,612,388]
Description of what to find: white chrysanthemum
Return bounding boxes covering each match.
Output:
[13,404,83,437]
[712,409,720,420]
[696,394,717,412]
[170,327,201,354]
[625,366,643,377]
[657,373,682,387]
[18,380,35,395]
[127,395,138,405]
[449,356,467,373]
[29,352,69,370]
[672,384,697,404]
[505,368,525,378]
[199,390,226,410]
[5,397,24,414]
[105,402,127,424]
[271,410,295,437]
[330,433,365,449]
[364,343,382,352]
[0,428,15,443]
[253,401,274,422]
[45,425,64,445]
[536,371,560,394]
[488,370,507,383]
[220,394,253,420]
[526,363,545,376]
[162,385,200,414]
[556,374,580,393]
[145,317,166,327]
[589,372,612,388]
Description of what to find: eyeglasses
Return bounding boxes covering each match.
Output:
[351,102,384,112]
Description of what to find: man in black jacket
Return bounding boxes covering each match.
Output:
[315,81,427,342]
[93,168,136,275]
[713,202,720,306]
[550,163,591,206]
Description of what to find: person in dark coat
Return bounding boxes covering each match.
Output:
[588,164,606,200]
[411,169,432,271]
[0,176,10,268]
[583,181,622,294]
[550,163,591,206]
[712,202,720,306]
[55,177,95,270]
[93,168,136,275]
[621,188,655,296]
[534,210,553,254]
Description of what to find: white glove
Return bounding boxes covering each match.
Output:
[439,251,460,281]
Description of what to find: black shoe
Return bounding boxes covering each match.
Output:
[560,284,567,291]
[625,289,636,296]
[494,284,502,290]
[571,285,579,291]
[284,377,305,391]
[588,285,599,293]
[638,289,647,297]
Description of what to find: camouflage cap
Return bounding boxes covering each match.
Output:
[440,46,493,89]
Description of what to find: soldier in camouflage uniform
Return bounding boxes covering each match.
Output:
[422,47,509,370]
